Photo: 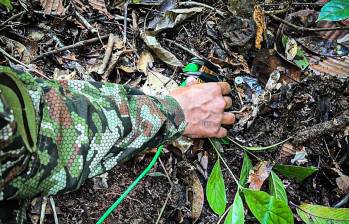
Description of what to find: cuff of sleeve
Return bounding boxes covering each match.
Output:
[155,95,186,142]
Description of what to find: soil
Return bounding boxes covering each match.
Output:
[0,0,348,223]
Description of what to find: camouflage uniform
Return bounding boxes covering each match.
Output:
[0,66,186,201]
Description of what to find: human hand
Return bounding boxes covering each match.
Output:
[169,80,235,138]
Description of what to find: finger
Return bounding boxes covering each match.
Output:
[224,96,232,109]
[186,76,199,86]
[218,82,232,95]
[222,112,235,125]
[214,127,228,138]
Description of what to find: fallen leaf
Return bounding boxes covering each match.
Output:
[307,54,349,78]
[191,172,204,223]
[248,161,272,190]
[153,7,203,33]
[88,0,112,19]
[142,32,183,67]
[141,69,178,96]
[283,35,298,61]
[297,36,349,57]
[279,143,296,159]
[40,0,65,15]
[148,0,177,29]
[0,36,31,64]
[336,174,349,194]
[130,0,164,4]
[172,136,193,154]
[92,173,109,190]
[53,68,76,80]
[137,51,154,75]
[253,5,265,49]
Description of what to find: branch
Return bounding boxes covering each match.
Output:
[266,13,349,32]
[34,35,109,60]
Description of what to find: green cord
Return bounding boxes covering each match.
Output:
[96,145,163,224]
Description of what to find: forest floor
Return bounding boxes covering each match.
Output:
[0,0,348,223]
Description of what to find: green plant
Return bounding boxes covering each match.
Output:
[318,0,349,21]
[0,0,12,9]
[204,138,349,224]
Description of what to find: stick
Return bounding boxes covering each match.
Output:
[179,1,225,17]
[49,197,59,224]
[266,13,349,32]
[75,10,97,33]
[292,110,349,146]
[98,33,115,75]
[155,159,173,224]
[334,192,349,208]
[0,11,26,27]
[123,1,129,45]
[163,38,203,59]
[34,35,109,60]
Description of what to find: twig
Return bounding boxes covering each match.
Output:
[179,1,225,17]
[34,35,109,60]
[0,11,26,27]
[49,197,59,224]
[262,2,325,7]
[163,38,203,59]
[0,46,50,79]
[334,192,349,208]
[98,33,115,75]
[266,13,349,32]
[216,203,233,224]
[39,197,48,224]
[75,10,97,33]
[123,1,130,45]
[155,158,173,224]
[102,49,134,81]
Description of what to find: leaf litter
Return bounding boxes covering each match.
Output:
[0,0,349,223]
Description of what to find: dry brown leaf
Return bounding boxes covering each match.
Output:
[248,161,272,190]
[0,36,31,64]
[137,51,154,75]
[141,69,178,96]
[88,0,112,19]
[307,54,349,78]
[40,0,65,15]
[191,173,204,223]
[280,143,296,158]
[253,5,265,50]
[336,175,349,194]
[142,32,183,67]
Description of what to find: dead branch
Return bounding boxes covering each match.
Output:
[0,11,25,28]
[179,1,225,17]
[163,38,203,59]
[266,13,349,32]
[34,35,109,60]
[75,10,97,33]
[98,33,116,75]
[292,110,349,146]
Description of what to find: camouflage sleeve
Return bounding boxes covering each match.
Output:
[0,66,186,200]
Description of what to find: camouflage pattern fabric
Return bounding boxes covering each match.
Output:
[0,66,186,201]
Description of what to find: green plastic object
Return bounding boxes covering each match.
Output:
[183,63,200,73]
[97,145,163,224]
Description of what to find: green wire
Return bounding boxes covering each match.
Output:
[96,145,163,224]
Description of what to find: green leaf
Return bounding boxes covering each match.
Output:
[0,0,12,9]
[297,203,349,224]
[294,48,309,70]
[206,159,226,216]
[269,171,288,203]
[318,0,349,22]
[243,189,294,224]
[224,193,245,224]
[239,153,253,187]
[219,137,230,145]
[274,165,318,182]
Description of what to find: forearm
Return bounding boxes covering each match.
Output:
[0,67,185,200]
